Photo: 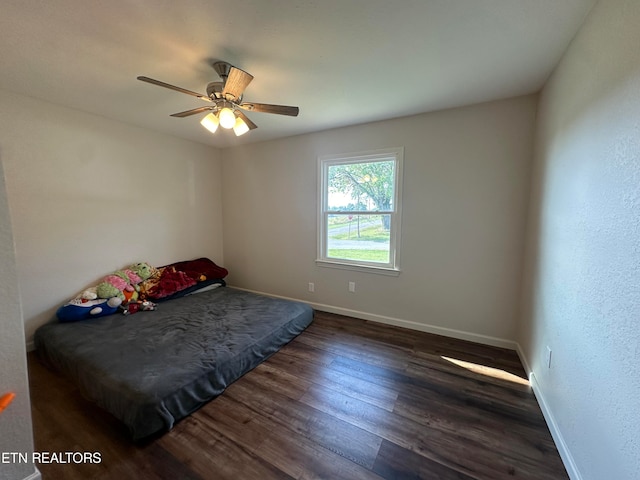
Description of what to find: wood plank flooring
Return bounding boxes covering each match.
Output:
[28,311,569,479]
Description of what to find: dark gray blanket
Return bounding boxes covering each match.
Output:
[34,287,313,440]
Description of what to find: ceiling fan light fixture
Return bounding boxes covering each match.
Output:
[219,107,236,129]
[138,62,299,137]
[233,116,250,136]
[200,112,219,133]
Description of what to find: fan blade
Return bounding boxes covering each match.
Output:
[238,102,299,116]
[170,106,213,118]
[222,67,253,100]
[235,110,258,130]
[137,76,211,102]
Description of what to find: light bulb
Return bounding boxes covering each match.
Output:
[200,113,219,133]
[219,107,236,129]
[233,117,250,136]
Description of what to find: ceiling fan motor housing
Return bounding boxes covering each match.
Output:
[206,82,224,99]
[213,61,231,80]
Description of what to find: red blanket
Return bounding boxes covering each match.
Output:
[140,258,228,301]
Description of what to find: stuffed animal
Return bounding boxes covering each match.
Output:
[123,269,142,286]
[57,295,122,323]
[96,263,156,301]
[57,262,158,322]
[80,287,98,301]
[119,269,144,303]
[120,300,157,315]
[128,262,155,283]
[120,265,152,296]
[96,270,133,299]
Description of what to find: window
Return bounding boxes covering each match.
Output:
[317,147,403,275]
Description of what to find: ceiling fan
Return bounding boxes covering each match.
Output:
[137,61,299,136]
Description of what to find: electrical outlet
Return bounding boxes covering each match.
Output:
[546,346,552,369]
[348,281,356,293]
[308,282,315,293]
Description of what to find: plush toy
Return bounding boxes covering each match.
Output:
[128,262,155,283]
[120,267,146,298]
[57,262,158,322]
[96,263,155,301]
[96,271,132,300]
[120,300,157,315]
[56,296,122,323]
[79,287,98,301]
[122,288,139,304]
[123,269,142,286]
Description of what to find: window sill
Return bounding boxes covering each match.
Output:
[315,259,401,276]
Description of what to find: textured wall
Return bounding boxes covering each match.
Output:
[519,0,640,478]
[0,161,38,480]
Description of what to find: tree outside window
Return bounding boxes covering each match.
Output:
[318,148,403,274]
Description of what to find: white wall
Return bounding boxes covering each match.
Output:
[0,160,39,480]
[223,96,536,345]
[0,90,223,344]
[519,0,640,479]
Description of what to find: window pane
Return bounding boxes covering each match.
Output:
[319,147,402,273]
[327,214,390,263]
[327,160,395,212]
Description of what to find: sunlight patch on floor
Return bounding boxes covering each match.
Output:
[441,356,530,386]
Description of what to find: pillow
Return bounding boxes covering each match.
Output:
[185,282,223,296]
[157,278,226,302]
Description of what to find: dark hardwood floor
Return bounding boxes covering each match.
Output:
[28,311,568,479]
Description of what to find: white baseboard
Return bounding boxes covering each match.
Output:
[514,342,532,380]
[231,286,519,351]
[528,373,583,480]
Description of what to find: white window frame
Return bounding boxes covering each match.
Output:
[316,147,403,276]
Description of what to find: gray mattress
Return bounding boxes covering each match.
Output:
[34,287,313,440]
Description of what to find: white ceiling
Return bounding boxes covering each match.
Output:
[0,0,596,148]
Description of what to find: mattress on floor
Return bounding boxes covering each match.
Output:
[34,287,313,440]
